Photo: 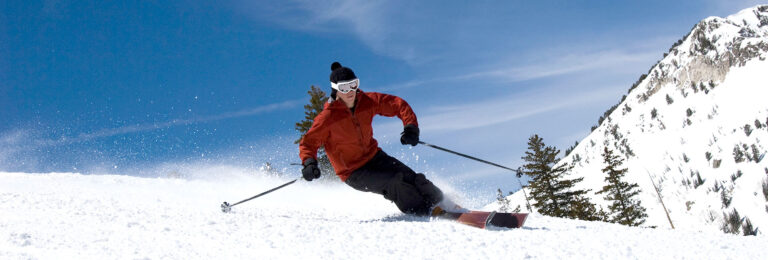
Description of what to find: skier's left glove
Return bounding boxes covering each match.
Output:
[302,158,321,181]
[400,124,419,146]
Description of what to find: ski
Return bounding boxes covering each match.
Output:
[487,212,528,229]
[437,210,528,229]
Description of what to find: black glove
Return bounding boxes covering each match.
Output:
[302,158,322,181]
[400,124,419,146]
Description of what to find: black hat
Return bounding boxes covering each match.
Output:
[329,62,357,83]
[329,62,357,99]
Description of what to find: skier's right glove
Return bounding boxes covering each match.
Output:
[302,158,322,181]
[400,124,419,146]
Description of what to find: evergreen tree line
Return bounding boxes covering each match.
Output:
[514,134,648,226]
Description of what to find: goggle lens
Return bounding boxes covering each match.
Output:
[332,79,359,94]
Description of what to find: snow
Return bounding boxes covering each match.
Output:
[4,5,768,259]
[550,5,768,236]
[2,171,766,259]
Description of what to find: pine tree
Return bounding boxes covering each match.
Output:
[520,134,596,220]
[567,195,602,221]
[742,217,758,236]
[496,189,514,212]
[295,85,336,180]
[722,209,743,234]
[295,85,329,143]
[596,147,648,226]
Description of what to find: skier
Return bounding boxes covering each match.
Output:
[299,62,454,216]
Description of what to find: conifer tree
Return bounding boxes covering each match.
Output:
[742,217,758,236]
[597,147,648,226]
[520,134,596,220]
[295,85,336,179]
[722,209,742,234]
[295,85,329,143]
[567,196,602,221]
[496,189,514,212]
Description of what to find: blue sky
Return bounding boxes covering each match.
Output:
[1,0,763,199]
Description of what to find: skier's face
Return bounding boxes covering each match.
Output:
[338,88,357,108]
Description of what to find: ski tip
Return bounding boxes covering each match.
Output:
[487,212,528,229]
[485,211,498,227]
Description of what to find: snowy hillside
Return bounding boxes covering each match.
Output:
[2,171,767,259]
[508,5,768,234]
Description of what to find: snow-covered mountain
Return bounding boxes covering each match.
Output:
[503,5,768,234]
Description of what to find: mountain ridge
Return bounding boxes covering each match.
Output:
[500,5,768,235]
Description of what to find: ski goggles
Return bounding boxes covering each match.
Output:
[331,78,359,94]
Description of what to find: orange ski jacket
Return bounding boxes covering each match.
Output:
[299,91,418,181]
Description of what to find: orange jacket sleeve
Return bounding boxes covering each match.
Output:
[298,109,330,164]
[369,92,419,127]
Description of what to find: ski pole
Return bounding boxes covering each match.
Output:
[418,141,533,211]
[418,141,522,175]
[220,178,299,213]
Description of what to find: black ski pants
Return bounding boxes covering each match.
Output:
[345,150,443,216]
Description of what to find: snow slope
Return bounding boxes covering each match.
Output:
[505,5,768,235]
[1,171,766,259]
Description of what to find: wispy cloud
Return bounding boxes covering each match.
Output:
[457,49,661,82]
[236,0,686,94]
[374,47,663,92]
[374,82,622,140]
[236,0,421,62]
[33,100,301,147]
[420,86,619,132]
[0,100,301,170]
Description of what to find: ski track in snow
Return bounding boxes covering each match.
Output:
[1,172,765,259]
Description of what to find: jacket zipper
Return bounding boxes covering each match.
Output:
[349,108,365,146]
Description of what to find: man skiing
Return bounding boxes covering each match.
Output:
[298,62,451,216]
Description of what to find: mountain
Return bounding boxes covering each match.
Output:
[498,5,768,234]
